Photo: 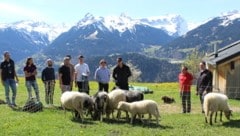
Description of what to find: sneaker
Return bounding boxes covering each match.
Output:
[12,104,17,107]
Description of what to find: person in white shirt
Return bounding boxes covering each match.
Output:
[74,55,90,94]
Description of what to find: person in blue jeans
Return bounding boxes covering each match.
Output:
[0,51,19,107]
[24,57,40,101]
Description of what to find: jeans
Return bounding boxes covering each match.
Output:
[44,80,55,104]
[3,78,17,105]
[25,80,40,101]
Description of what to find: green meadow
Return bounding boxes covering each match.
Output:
[0,77,240,136]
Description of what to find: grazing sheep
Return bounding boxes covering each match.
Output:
[106,89,126,119]
[161,96,175,104]
[92,91,109,121]
[60,91,94,122]
[203,92,232,125]
[117,100,160,124]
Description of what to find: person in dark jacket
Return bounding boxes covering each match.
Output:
[196,61,213,113]
[41,59,55,106]
[112,57,131,90]
[0,51,19,107]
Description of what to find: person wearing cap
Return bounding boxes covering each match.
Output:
[112,57,132,90]
[74,55,90,94]
[58,57,71,93]
[0,51,19,107]
[94,59,110,92]
[196,61,213,113]
[41,59,55,106]
[23,57,40,101]
[65,55,75,91]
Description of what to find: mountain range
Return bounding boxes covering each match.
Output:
[1,11,240,82]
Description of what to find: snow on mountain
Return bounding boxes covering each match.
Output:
[0,20,70,43]
[76,13,189,36]
[220,10,240,26]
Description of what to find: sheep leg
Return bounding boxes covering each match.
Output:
[210,112,213,125]
[220,111,223,122]
[130,113,136,124]
[148,114,152,124]
[214,112,217,123]
[154,114,159,124]
[100,112,103,122]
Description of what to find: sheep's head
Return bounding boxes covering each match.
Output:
[224,110,232,120]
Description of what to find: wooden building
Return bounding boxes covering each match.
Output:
[205,40,240,99]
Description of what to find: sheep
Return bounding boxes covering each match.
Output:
[203,92,232,125]
[121,90,144,119]
[60,91,94,122]
[161,96,175,104]
[125,90,144,103]
[92,91,109,121]
[117,100,160,124]
[106,88,126,119]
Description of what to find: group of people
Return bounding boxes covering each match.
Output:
[0,51,132,107]
[178,61,213,113]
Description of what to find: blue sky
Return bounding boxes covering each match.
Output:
[0,0,239,25]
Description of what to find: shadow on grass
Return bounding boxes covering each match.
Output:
[222,119,240,128]
[103,118,173,129]
[71,117,96,125]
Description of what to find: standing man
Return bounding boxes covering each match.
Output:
[0,51,19,107]
[94,59,110,92]
[41,59,55,106]
[178,66,193,113]
[65,55,75,91]
[196,61,213,113]
[74,55,90,94]
[58,57,71,93]
[113,57,131,90]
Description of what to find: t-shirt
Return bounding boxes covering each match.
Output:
[74,63,90,82]
[0,59,15,80]
[24,64,37,81]
[178,72,193,92]
[59,65,71,85]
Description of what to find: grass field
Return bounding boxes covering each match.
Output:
[0,77,240,136]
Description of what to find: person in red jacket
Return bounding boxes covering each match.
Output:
[178,66,193,113]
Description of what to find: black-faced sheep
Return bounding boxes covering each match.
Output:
[106,88,126,119]
[60,91,94,122]
[117,100,160,124]
[203,92,232,125]
[92,91,109,121]
[161,96,175,104]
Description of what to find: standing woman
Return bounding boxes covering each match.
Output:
[94,59,110,92]
[41,59,55,106]
[23,57,40,101]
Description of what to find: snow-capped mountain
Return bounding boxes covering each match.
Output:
[76,13,188,36]
[159,10,240,59]
[0,20,70,44]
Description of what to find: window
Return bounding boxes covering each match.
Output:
[230,61,235,70]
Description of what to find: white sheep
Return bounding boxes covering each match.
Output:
[106,88,126,119]
[203,92,232,125]
[60,91,94,122]
[117,100,160,124]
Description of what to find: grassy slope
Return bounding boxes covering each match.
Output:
[0,78,240,136]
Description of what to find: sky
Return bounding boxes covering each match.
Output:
[0,0,240,25]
